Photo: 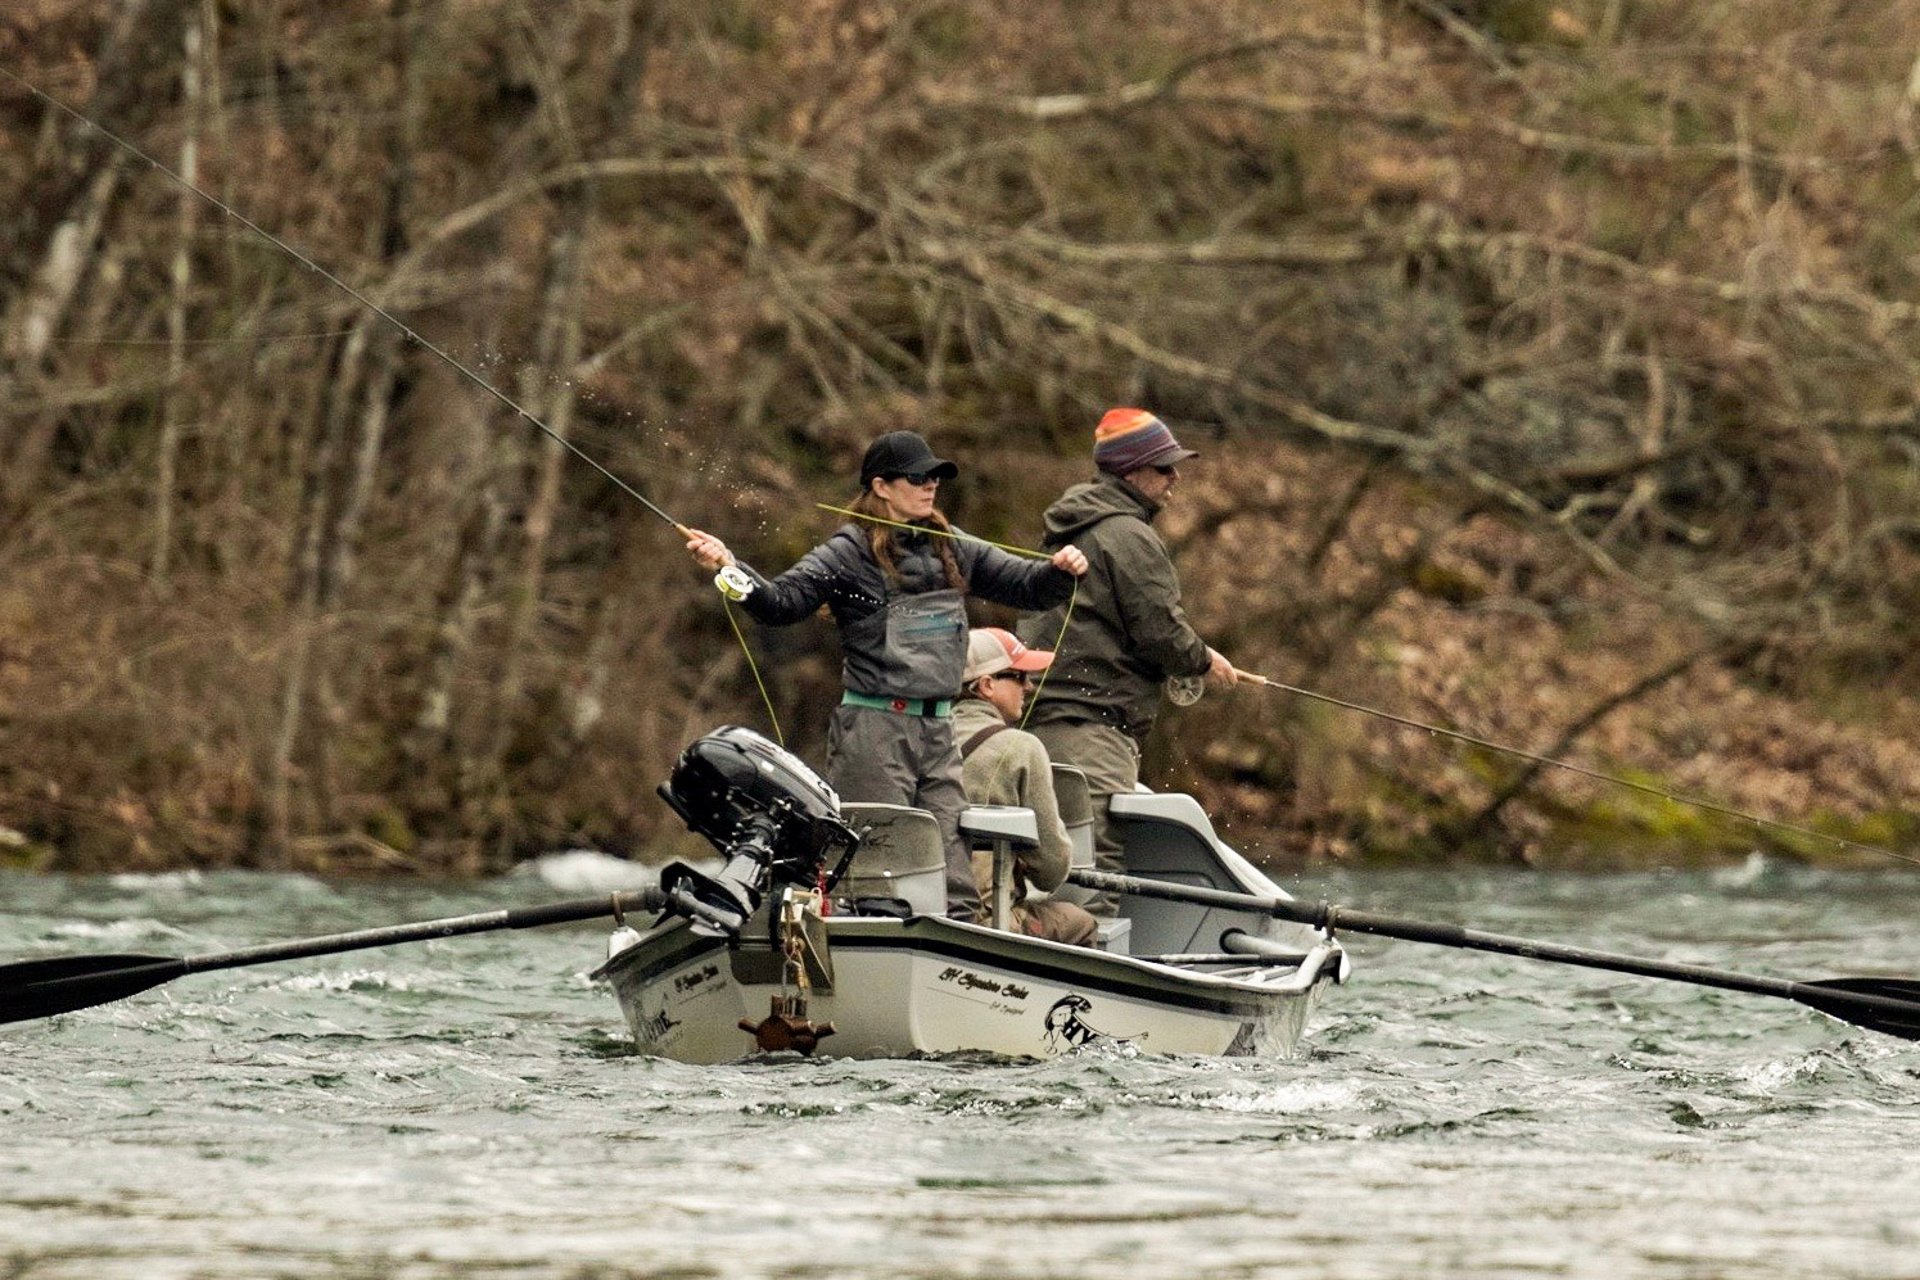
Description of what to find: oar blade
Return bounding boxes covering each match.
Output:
[0,953,187,1025]
[1795,978,1920,1041]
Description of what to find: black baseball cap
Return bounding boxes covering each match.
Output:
[859,431,958,486]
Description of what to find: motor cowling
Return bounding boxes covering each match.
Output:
[655,726,859,934]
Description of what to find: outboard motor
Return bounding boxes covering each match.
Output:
[655,726,859,935]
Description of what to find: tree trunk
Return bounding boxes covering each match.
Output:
[0,151,133,524]
[4,158,127,380]
[482,204,587,809]
[321,0,425,606]
[474,0,664,855]
[401,441,510,876]
[269,0,428,863]
[1,0,177,373]
[151,7,205,587]
[264,320,371,863]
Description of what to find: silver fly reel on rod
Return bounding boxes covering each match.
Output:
[1165,674,1206,707]
[713,565,755,601]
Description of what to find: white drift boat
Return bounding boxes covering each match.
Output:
[16,745,1920,1051]
[592,727,1347,1062]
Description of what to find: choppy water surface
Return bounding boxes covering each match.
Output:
[4,858,1919,1279]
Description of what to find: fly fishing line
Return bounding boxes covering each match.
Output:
[1,67,799,740]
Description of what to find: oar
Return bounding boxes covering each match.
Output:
[0,889,665,1026]
[1070,869,1920,1041]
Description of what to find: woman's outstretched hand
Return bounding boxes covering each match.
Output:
[685,529,736,571]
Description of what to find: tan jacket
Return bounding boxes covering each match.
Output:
[951,698,1072,896]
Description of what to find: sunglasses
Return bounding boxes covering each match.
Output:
[1151,464,1179,476]
[885,471,941,486]
[990,671,1033,687]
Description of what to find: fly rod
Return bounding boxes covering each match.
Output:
[0,66,694,539]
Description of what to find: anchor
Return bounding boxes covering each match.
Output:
[739,992,836,1055]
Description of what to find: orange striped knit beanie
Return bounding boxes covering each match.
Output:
[1092,408,1200,475]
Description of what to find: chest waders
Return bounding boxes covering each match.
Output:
[829,582,977,919]
[841,585,968,700]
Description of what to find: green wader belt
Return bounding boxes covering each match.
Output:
[841,690,954,718]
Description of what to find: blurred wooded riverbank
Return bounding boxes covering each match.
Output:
[4,0,1920,876]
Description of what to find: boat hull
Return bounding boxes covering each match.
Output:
[596,914,1341,1063]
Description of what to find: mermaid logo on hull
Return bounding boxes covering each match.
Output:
[1043,994,1144,1050]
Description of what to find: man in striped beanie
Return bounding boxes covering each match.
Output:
[1017,409,1239,922]
[1091,406,1199,476]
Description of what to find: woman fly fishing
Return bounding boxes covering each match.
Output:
[684,431,1088,922]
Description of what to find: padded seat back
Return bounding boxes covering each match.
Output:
[1047,763,1098,908]
[839,802,946,916]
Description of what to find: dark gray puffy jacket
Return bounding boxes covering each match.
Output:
[741,523,1074,700]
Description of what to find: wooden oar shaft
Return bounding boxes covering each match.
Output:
[1068,869,1920,1033]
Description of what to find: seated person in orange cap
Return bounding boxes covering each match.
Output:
[952,628,1099,947]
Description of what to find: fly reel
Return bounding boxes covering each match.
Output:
[1165,674,1205,706]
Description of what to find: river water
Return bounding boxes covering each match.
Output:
[3,855,1917,1279]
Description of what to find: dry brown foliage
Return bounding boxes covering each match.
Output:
[3,0,1919,872]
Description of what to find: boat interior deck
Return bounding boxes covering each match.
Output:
[833,765,1312,959]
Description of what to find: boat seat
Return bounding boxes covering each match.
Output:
[838,803,946,916]
[957,804,1039,850]
[1047,763,1098,909]
[1106,790,1283,955]
[960,805,1038,931]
